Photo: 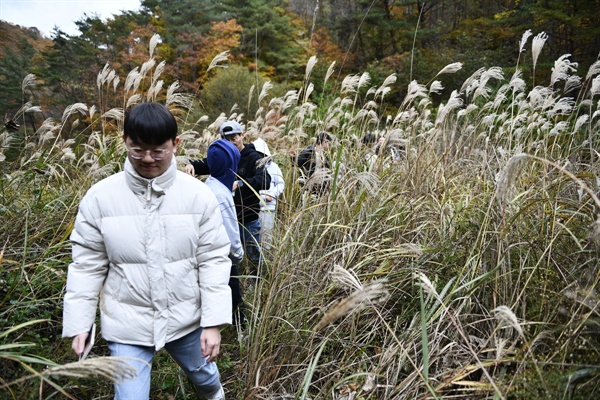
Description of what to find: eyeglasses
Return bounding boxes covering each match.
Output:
[127,147,171,160]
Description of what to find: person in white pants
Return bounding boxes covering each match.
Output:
[253,138,285,252]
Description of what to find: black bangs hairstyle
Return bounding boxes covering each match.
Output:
[316,131,332,145]
[124,102,178,145]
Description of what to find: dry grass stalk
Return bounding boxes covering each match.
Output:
[313,279,389,331]
[0,357,138,390]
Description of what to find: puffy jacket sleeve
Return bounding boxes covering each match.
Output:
[62,195,109,338]
[196,194,233,327]
[261,162,285,198]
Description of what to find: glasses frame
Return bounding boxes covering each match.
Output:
[126,146,171,161]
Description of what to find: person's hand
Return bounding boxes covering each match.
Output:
[71,332,89,356]
[264,195,273,202]
[183,164,195,175]
[200,326,221,363]
[232,181,239,191]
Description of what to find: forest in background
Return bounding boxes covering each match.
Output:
[2,0,600,124]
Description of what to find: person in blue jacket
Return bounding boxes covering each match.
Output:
[185,121,271,276]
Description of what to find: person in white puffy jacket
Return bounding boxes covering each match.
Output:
[62,102,231,400]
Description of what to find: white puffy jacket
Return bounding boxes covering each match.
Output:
[62,158,232,350]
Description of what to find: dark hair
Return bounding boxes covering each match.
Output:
[124,102,178,145]
[361,133,378,145]
[316,131,332,145]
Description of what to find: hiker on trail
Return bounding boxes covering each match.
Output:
[293,131,332,178]
[290,132,336,196]
[184,121,271,276]
[252,138,285,251]
[62,102,231,400]
[204,138,246,327]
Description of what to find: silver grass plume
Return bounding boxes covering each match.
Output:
[125,67,140,93]
[303,83,314,103]
[460,67,484,94]
[126,94,141,108]
[519,29,533,53]
[247,85,256,115]
[13,101,33,120]
[429,81,444,95]
[413,271,439,300]
[305,55,318,83]
[113,75,120,91]
[25,105,42,114]
[591,76,600,97]
[102,108,124,122]
[324,61,336,86]
[492,305,523,336]
[435,90,463,125]
[166,82,193,109]
[259,81,273,103]
[343,171,381,193]
[97,63,110,90]
[433,62,463,79]
[375,74,396,100]
[573,115,589,133]
[42,356,137,382]
[401,80,428,108]
[532,32,548,71]
[364,100,378,110]
[527,86,553,110]
[551,54,578,86]
[208,51,230,71]
[341,74,361,94]
[314,265,388,331]
[62,103,88,124]
[147,80,164,101]
[152,60,166,87]
[495,152,528,209]
[140,58,156,79]
[585,60,600,81]
[166,81,180,105]
[549,97,575,117]
[473,67,504,101]
[107,69,116,88]
[358,72,371,90]
[22,74,37,92]
[282,90,299,111]
[149,33,160,58]
[331,265,362,291]
[509,70,526,93]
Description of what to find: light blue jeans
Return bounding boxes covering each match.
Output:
[107,327,221,400]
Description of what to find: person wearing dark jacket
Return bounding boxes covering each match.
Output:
[296,131,332,177]
[185,121,271,275]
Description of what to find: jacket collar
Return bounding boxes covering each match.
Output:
[124,157,177,196]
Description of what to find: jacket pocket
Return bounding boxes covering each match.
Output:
[105,265,151,305]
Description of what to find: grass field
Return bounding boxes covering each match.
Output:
[1,32,599,399]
